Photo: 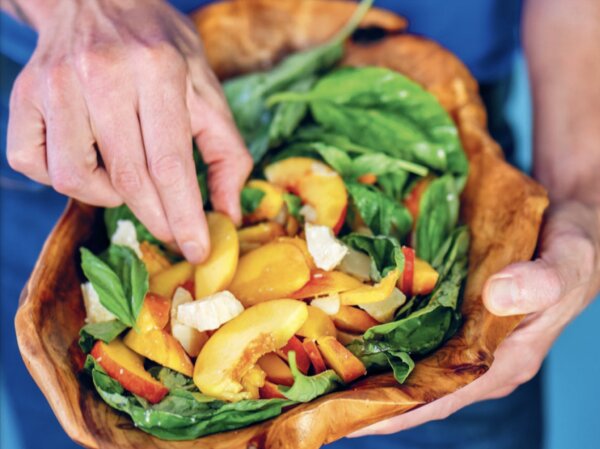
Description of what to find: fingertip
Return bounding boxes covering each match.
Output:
[483,273,519,316]
[181,239,209,264]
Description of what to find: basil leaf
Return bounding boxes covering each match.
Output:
[241,187,266,215]
[104,205,160,245]
[148,367,197,391]
[347,341,415,384]
[269,76,316,146]
[283,193,302,220]
[80,248,135,327]
[270,66,468,175]
[278,352,342,402]
[85,356,293,440]
[414,175,462,262]
[346,181,413,241]
[349,153,428,179]
[224,0,373,161]
[342,233,405,281]
[78,320,128,353]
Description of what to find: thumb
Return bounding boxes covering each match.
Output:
[483,204,597,316]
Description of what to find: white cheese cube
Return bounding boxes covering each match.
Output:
[300,204,318,223]
[177,290,244,332]
[110,219,142,257]
[359,288,406,323]
[310,294,341,315]
[81,282,116,323]
[338,248,372,282]
[305,223,348,271]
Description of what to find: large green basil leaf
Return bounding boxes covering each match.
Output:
[106,245,148,323]
[78,320,128,353]
[347,341,415,384]
[224,0,373,162]
[269,76,316,146]
[278,352,342,402]
[414,175,462,262]
[269,66,468,175]
[346,181,413,241]
[85,357,293,440]
[342,233,404,281]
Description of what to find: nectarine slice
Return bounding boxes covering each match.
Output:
[194,299,308,401]
[258,353,294,386]
[229,241,311,307]
[238,222,286,254]
[291,270,363,299]
[276,237,317,270]
[194,212,239,299]
[259,380,287,399]
[91,340,168,404]
[296,306,337,340]
[244,180,285,223]
[302,339,327,374]
[317,336,366,383]
[149,261,194,298]
[123,328,193,377]
[398,257,439,296]
[339,269,400,305]
[336,330,364,346]
[276,336,311,374]
[136,292,171,333]
[140,242,171,275]
[332,306,379,334]
[265,157,347,232]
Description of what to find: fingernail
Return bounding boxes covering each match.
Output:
[487,274,518,314]
[181,240,205,263]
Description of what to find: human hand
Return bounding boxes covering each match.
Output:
[6,0,252,263]
[350,201,600,437]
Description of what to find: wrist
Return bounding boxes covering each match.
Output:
[4,0,69,31]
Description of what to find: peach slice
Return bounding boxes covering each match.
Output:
[136,292,171,333]
[140,242,171,275]
[317,336,366,383]
[194,212,239,299]
[296,306,337,340]
[258,353,294,386]
[259,380,287,400]
[244,180,285,223]
[302,339,327,374]
[265,157,347,233]
[238,222,286,254]
[194,299,308,401]
[276,336,311,374]
[276,237,317,271]
[336,330,364,346]
[332,306,379,334]
[91,340,168,404]
[339,269,400,305]
[403,177,432,221]
[123,328,193,377]
[149,261,194,298]
[398,257,439,296]
[229,241,311,307]
[291,270,363,299]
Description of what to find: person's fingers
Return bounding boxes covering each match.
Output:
[189,89,253,225]
[90,98,173,243]
[483,203,598,316]
[139,72,209,263]
[42,69,123,206]
[6,70,50,185]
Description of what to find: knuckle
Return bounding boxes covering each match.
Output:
[6,149,33,173]
[149,153,185,187]
[52,168,85,194]
[138,42,183,71]
[75,49,108,82]
[112,165,143,195]
[239,150,254,177]
[10,70,34,105]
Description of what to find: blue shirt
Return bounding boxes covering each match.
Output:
[0,0,521,82]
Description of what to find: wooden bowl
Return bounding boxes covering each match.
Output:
[15,1,549,448]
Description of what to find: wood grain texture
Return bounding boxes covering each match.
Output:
[15,1,549,448]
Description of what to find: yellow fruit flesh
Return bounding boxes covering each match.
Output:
[340,269,400,305]
[149,261,194,298]
[245,180,285,223]
[296,305,337,340]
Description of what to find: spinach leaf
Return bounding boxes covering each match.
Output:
[147,366,197,391]
[346,181,413,241]
[270,67,468,176]
[347,341,415,383]
[377,172,410,202]
[348,153,428,179]
[342,233,404,281]
[224,0,373,161]
[240,187,266,215]
[362,228,469,356]
[78,320,128,353]
[85,357,293,440]
[283,193,302,220]
[269,76,316,146]
[104,205,160,245]
[80,245,148,328]
[414,175,462,262]
[278,352,342,402]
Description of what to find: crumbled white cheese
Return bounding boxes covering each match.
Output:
[338,248,372,282]
[300,204,318,223]
[170,287,204,357]
[359,288,406,323]
[81,282,116,323]
[310,294,341,315]
[177,290,244,331]
[305,223,348,271]
[111,219,142,257]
